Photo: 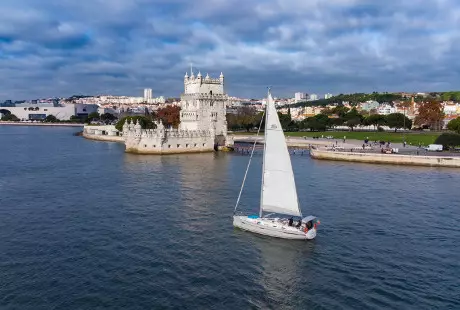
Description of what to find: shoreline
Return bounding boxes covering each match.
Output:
[233,135,360,149]
[310,149,460,168]
[0,121,84,127]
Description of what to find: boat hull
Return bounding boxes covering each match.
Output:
[233,216,316,240]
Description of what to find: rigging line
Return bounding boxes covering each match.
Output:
[233,109,266,216]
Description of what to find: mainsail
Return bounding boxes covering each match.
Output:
[260,93,302,217]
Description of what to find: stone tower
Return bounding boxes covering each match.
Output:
[179,71,228,141]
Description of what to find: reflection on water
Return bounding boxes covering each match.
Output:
[253,237,317,309]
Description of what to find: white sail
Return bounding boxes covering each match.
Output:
[260,93,302,217]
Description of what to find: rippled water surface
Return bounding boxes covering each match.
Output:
[1,126,460,309]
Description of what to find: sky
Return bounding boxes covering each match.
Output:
[1,0,460,100]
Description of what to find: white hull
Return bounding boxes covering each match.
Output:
[233,216,317,240]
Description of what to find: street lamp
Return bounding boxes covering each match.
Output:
[403,105,406,147]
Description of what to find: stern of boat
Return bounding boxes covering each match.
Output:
[303,216,320,240]
[305,227,317,239]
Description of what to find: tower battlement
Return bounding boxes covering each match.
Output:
[184,72,224,95]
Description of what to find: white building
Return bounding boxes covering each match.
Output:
[121,71,230,154]
[144,88,153,101]
[73,93,165,105]
[324,93,333,99]
[443,102,460,115]
[361,100,380,111]
[377,104,396,115]
[0,103,98,120]
[294,92,307,103]
[308,94,318,101]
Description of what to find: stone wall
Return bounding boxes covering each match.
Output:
[83,125,124,142]
[124,127,215,154]
[310,149,460,168]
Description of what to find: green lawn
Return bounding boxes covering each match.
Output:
[232,131,440,145]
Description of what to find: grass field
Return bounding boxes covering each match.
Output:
[233,131,440,145]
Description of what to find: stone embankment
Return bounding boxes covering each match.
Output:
[83,125,124,142]
[233,135,356,149]
[310,149,460,168]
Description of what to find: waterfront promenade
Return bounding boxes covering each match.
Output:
[234,134,415,150]
[234,134,460,168]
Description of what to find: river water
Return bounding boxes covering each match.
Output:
[0,126,459,309]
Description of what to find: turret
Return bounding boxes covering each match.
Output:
[205,73,210,81]
[154,119,164,131]
[184,72,189,82]
[219,72,224,84]
[134,119,142,132]
[122,119,129,133]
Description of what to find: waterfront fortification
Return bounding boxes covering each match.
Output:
[83,71,234,154]
[310,149,460,168]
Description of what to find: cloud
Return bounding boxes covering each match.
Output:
[0,0,460,100]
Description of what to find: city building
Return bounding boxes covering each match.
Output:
[361,100,380,111]
[294,92,307,103]
[0,102,98,120]
[120,71,231,154]
[377,104,396,115]
[308,94,318,101]
[324,93,333,99]
[144,88,152,101]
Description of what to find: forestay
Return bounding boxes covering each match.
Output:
[261,93,302,217]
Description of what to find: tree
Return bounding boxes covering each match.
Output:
[364,114,386,130]
[330,117,344,128]
[44,115,58,123]
[369,108,378,115]
[1,114,19,121]
[434,133,460,149]
[70,115,85,123]
[343,108,363,131]
[88,112,100,121]
[226,107,263,131]
[302,114,330,131]
[385,113,412,132]
[156,105,181,128]
[447,117,460,134]
[115,116,156,131]
[414,100,444,130]
[238,106,259,132]
[226,113,239,130]
[100,113,117,122]
[331,106,350,118]
[278,111,292,130]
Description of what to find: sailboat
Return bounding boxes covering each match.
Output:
[233,89,319,240]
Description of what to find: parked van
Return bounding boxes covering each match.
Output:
[425,144,443,152]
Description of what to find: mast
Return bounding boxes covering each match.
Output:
[259,87,270,217]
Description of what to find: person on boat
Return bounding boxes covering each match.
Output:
[306,221,313,230]
[296,219,302,228]
[288,217,293,226]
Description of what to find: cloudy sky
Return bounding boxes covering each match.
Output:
[1,0,459,100]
